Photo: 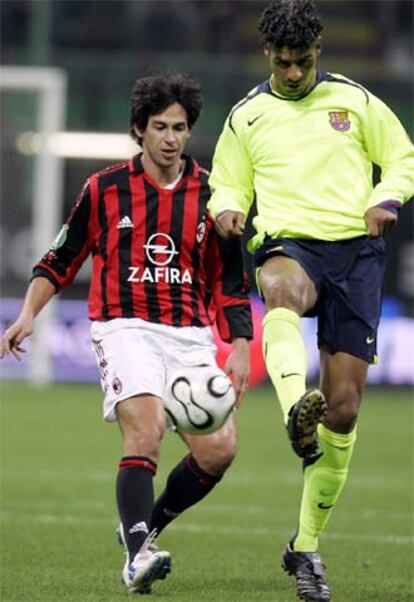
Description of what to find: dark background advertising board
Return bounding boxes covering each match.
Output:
[1,295,413,387]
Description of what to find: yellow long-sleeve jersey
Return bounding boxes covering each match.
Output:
[208,72,414,251]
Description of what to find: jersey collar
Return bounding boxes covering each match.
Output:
[262,70,327,101]
[129,153,197,177]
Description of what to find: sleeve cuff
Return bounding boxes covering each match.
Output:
[31,267,60,292]
[375,200,403,216]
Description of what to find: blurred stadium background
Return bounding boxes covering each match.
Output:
[1,1,413,385]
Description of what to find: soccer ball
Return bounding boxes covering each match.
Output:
[164,364,236,435]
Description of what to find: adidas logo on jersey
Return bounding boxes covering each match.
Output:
[117,216,134,229]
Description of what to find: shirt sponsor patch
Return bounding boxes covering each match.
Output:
[129,232,193,284]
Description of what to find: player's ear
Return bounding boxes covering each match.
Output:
[263,45,270,58]
[133,125,145,139]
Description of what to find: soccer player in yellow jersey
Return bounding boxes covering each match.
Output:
[208,1,414,600]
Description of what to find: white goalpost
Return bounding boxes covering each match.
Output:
[0,66,67,384]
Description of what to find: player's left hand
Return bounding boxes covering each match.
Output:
[364,206,398,237]
[224,338,250,407]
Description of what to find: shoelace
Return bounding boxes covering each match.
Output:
[138,528,159,555]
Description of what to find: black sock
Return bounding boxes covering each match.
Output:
[150,454,221,535]
[116,456,156,560]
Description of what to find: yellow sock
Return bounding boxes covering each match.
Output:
[294,424,357,552]
[262,307,307,423]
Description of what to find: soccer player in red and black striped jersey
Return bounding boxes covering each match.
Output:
[0,73,253,594]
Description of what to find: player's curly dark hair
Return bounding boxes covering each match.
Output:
[129,73,203,143]
[258,0,323,50]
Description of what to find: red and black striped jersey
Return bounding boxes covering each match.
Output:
[33,154,253,342]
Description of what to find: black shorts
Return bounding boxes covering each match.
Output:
[254,236,386,363]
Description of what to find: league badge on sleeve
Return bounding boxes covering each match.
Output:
[51,224,69,249]
[329,111,351,132]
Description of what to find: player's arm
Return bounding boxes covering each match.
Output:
[208,114,254,238]
[0,277,56,361]
[205,230,253,404]
[363,94,414,235]
[34,179,94,289]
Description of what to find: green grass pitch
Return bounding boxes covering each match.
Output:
[1,382,413,601]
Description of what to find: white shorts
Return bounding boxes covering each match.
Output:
[90,317,217,422]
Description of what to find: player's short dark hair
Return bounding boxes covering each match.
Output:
[258,0,323,50]
[129,73,203,143]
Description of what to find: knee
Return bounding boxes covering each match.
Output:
[194,431,237,476]
[264,281,305,313]
[325,384,362,433]
[123,419,165,461]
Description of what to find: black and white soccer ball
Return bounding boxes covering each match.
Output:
[164,364,236,435]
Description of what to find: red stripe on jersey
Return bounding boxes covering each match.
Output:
[89,175,104,319]
[103,184,122,317]
[180,178,203,326]
[155,188,174,323]
[129,173,149,320]
[219,295,250,307]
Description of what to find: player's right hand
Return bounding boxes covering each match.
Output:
[0,318,32,361]
[214,210,246,238]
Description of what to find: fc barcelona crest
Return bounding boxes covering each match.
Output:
[329,111,351,132]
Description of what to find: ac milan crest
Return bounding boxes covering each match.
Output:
[196,221,206,244]
[112,377,123,395]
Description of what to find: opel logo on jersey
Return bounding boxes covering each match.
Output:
[128,232,192,284]
[144,233,179,266]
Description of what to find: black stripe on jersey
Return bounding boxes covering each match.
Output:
[97,186,109,320]
[201,229,214,324]
[43,185,91,280]
[116,172,134,317]
[217,236,247,298]
[144,180,161,322]
[190,186,208,326]
[170,184,186,326]
[223,305,253,340]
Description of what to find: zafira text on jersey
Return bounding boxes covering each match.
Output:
[127,266,192,284]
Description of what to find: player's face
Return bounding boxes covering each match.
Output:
[265,42,321,98]
[136,103,191,169]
